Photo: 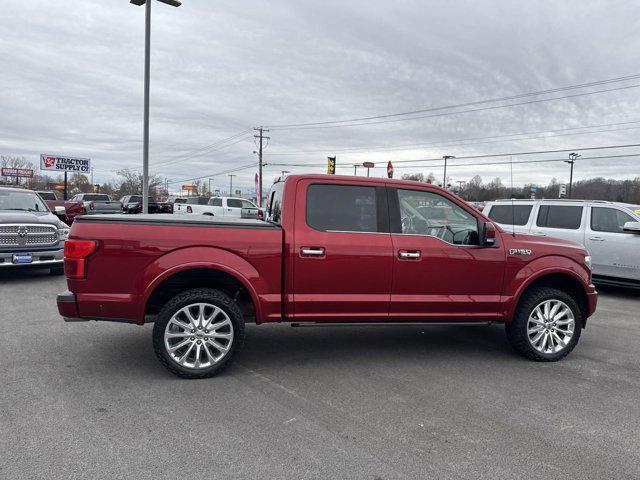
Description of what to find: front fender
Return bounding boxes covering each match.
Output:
[502,255,590,320]
[138,246,266,323]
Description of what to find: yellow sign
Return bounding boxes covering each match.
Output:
[327,156,336,175]
[182,185,194,191]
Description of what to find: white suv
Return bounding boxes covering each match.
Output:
[174,196,258,217]
[483,199,640,288]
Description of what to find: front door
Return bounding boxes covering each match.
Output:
[388,187,505,320]
[586,205,640,281]
[292,180,393,321]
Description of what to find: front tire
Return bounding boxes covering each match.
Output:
[506,287,582,362]
[152,288,245,379]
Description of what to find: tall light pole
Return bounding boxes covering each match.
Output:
[228,174,235,196]
[130,0,181,214]
[442,155,455,189]
[565,152,580,198]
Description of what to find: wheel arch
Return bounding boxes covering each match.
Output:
[140,247,263,324]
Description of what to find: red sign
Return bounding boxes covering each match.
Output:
[1,167,34,178]
[387,161,394,179]
[362,161,375,169]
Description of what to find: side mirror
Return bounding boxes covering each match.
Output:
[623,221,640,233]
[53,205,66,217]
[480,221,497,246]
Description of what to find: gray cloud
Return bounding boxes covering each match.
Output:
[1,0,639,193]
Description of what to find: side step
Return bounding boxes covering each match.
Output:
[291,321,496,328]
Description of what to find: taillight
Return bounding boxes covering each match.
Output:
[258,209,264,218]
[64,240,97,279]
[187,206,192,213]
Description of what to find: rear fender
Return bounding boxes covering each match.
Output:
[139,246,265,323]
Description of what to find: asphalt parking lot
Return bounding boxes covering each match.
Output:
[1,270,639,480]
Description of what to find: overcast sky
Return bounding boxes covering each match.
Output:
[1,0,639,193]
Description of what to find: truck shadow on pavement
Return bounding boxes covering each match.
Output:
[0,268,60,283]
[77,323,518,379]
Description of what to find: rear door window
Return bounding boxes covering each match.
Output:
[536,205,583,230]
[209,198,222,207]
[306,184,378,232]
[227,199,243,208]
[266,182,284,224]
[591,207,635,233]
[487,204,533,226]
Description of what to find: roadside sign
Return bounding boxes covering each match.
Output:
[1,167,34,178]
[387,161,394,179]
[235,189,242,197]
[327,156,336,175]
[559,184,567,198]
[362,161,375,169]
[40,154,91,173]
[53,184,65,191]
[181,185,194,191]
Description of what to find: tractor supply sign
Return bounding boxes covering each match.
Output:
[1,168,33,178]
[40,154,91,173]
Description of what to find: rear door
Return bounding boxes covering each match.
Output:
[292,180,393,321]
[530,203,586,245]
[586,205,640,281]
[224,198,244,217]
[209,197,224,216]
[388,187,505,319]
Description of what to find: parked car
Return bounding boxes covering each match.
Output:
[483,199,640,288]
[36,191,84,225]
[166,196,187,205]
[58,174,596,378]
[119,195,173,214]
[174,196,260,217]
[1,187,69,274]
[71,193,122,215]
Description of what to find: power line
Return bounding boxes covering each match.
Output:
[167,162,258,185]
[267,142,640,168]
[265,73,640,129]
[267,83,640,130]
[265,119,640,156]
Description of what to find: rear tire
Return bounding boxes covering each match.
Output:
[152,288,245,379]
[506,287,582,362]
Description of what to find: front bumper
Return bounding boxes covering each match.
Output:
[586,284,598,318]
[0,247,64,268]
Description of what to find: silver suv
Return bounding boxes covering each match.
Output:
[0,187,69,274]
[483,199,640,288]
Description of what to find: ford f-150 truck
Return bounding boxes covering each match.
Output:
[57,175,597,378]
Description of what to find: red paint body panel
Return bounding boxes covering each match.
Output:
[58,174,597,326]
[44,199,84,225]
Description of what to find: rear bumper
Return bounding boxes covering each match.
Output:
[57,291,138,324]
[0,248,63,268]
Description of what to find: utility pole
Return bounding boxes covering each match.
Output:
[254,127,270,207]
[565,152,580,198]
[228,174,235,196]
[442,155,455,189]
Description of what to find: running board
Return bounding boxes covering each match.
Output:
[290,321,496,328]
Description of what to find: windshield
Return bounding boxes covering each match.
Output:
[37,192,57,201]
[81,194,110,201]
[0,190,50,212]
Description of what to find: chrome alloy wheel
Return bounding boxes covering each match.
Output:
[164,303,234,369]
[527,299,575,354]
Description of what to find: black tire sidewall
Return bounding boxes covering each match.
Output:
[152,288,245,379]
[507,287,582,362]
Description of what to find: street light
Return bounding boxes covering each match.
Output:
[564,152,580,198]
[442,155,455,189]
[130,0,182,214]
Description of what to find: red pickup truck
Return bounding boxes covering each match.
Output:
[57,174,597,378]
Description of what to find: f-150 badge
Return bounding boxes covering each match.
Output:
[509,248,532,256]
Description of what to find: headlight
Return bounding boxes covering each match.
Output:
[58,227,70,241]
[584,255,592,269]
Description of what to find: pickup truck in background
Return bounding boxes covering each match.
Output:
[58,174,597,379]
[36,191,84,225]
[71,193,122,215]
[174,196,260,218]
[483,199,640,289]
[119,195,173,214]
[1,187,69,274]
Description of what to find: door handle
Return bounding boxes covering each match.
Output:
[398,250,421,259]
[531,231,547,236]
[589,236,605,242]
[300,247,325,256]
